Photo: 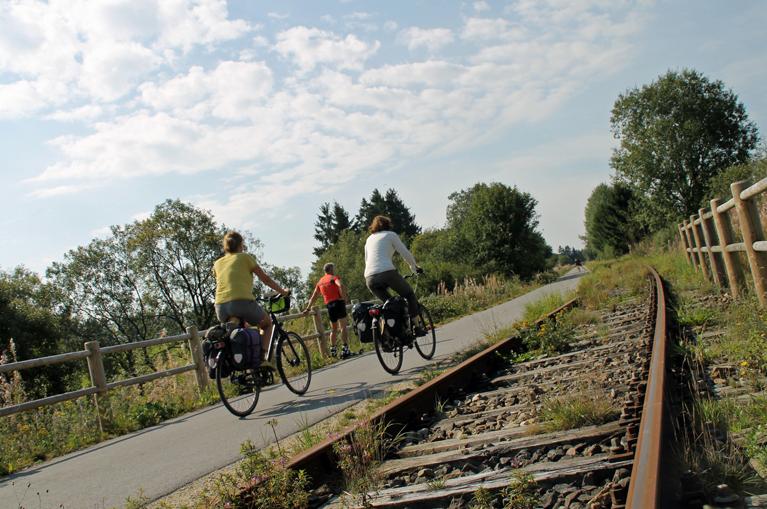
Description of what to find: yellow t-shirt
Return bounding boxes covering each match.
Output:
[213,253,258,304]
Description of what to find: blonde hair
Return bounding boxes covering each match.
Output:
[223,231,244,254]
[369,215,392,234]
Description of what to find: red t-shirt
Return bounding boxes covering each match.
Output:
[317,274,343,304]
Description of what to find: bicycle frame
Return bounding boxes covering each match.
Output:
[260,309,283,362]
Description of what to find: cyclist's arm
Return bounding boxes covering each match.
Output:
[391,234,418,272]
[252,264,288,295]
[303,286,319,313]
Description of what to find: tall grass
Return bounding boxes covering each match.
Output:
[421,274,529,324]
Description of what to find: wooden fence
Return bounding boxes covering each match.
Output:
[0,301,365,419]
[678,177,767,306]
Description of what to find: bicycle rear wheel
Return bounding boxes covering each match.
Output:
[216,361,260,417]
[414,304,436,360]
[276,331,312,395]
[374,329,404,375]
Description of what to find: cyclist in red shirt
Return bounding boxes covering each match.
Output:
[303,263,351,358]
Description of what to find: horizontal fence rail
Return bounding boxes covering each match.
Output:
[679,177,767,305]
[0,299,371,418]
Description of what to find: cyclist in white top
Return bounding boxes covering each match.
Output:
[364,215,425,335]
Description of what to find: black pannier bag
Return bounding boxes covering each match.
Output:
[203,324,229,379]
[352,302,376,343]
[382,296,409,338]
[229,326,261,370]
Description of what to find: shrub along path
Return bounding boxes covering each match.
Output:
[0,271,585,509]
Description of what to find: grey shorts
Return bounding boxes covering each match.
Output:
[215,300,268,326]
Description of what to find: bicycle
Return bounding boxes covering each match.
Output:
[369,273,437,375]
[207,293,312,417]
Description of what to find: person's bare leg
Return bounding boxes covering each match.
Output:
[339,317,349,346]
[329,321,339,347]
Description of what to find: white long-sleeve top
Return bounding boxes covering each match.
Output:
[364,231,418,277]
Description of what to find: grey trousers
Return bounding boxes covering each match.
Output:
[365,270,419,318]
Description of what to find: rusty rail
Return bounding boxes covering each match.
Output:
[626,266,669,508]
[240,297,578,501]
[239,268,671,507]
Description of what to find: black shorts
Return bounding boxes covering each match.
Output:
[326,300,348,323]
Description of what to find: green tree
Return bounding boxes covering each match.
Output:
[0,267,80,397]
[353,189,420,239]
[705,157,767,204]
[410,228,477,292]
[557,246,585,265]
[583,183,636,258]
[307,230,368,302]
[47,229,157,378]
[313,201,351,257]
[611,69,759,230]
[129,200,224,331]
[48,200,303,379]
[446,183,550,279]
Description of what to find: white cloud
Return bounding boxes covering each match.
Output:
[28,182,100,198]
[461,17,524,41]
[473,1,490,12]
[47,104,105,122]
[360,61,465,87]
[79,41,162,102]
[25,0,651,227]
[154,0,251,51]
[0,80,49,118]
[274,26,380,73]
[268,12,289,20]
[397,27,454,52]
[139,61,273,119]
[0,0,251,116]
[346,12,373,20]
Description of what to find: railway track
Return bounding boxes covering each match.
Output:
[239,267,670,508]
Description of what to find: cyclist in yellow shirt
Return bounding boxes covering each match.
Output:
[213,231,289,367]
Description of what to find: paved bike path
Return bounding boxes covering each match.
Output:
[0,271,586,509]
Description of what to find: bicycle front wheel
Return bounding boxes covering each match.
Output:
[414,304,436,360]
[276,331,312,395]
[375,329,404,375]
[216,361,260,417]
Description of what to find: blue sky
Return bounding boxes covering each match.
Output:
[1,0,765,278]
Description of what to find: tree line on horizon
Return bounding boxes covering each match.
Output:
[307,182,560,301]
[583,68,765,259]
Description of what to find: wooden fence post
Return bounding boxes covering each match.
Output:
[311,306,329,356]
[678,223,693,265]
[732,180,767,306]
[85,340,107,434]
[711,198,745,298]
[186,326,208,392]
[699,207,726,287]
[682,220,699,270]
[690,214,710,279]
